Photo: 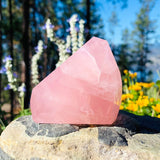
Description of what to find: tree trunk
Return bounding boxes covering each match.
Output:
[86,0,91,41]
[0,0,2,103]
[42,0,50,79]
[9,0,14,120]
[33,0,38,43]
[42,34,48,79]
[22,0,30,109]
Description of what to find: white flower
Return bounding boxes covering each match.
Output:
[31,40,44,85]
[5,57,17,91]
[44,16,85,68]
[66,35,71,50]
[46,19,54,42]
[56,43,69,68]
[78,19,85,48]
[69,14,78,53]
[18,83,26,98]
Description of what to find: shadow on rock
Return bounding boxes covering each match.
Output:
[113,110,160,134]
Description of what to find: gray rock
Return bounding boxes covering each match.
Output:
[16,116,78,137]
[0,110,160,160]
[98,127,129,146]
[0,147,14,160]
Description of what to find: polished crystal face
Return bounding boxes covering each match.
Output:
[30,37,122,124]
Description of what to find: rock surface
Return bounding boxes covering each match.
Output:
[0,110,160,160]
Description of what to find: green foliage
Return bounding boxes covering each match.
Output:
[0,104,8,134]
[14,108,31,119]
[0,118,6,133]
[156,80,160,87]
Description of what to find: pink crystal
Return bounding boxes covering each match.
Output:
[30,37,122,124]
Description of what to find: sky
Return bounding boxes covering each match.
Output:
[97,0,160,45]
[97,0,160,81]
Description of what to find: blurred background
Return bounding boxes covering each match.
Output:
[0,0,160,127]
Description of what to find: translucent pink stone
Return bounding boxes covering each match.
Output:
[30,37,122,124]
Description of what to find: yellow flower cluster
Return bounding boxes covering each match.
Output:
[129,83,142,91]
[121,94,133,101]
[136,96,149,108]
[121,96,151,111]
[129,72,137,79]
[121,69,160,118]
[138,82,154,88]
[123,70,137,79]
[129,82,154,91]
[126,102,138,112]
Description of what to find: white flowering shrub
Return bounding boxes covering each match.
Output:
[0,14,85,120]
[3,56,17,91]
[0,56,26,114]
[78,19,85,48]
[31,40,45,85]
[46,14,85,66]
[31,14,85,85]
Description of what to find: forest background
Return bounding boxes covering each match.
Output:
[0,0,160,124]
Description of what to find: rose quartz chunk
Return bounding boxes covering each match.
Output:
[30,37,122,124]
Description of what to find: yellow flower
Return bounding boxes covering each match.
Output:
[128,86,132,90]
[139,82,154,88]
[129,73,134,79]
[124,70,128,74]
[137,82,142,86]
[126,103,138,112]
[128,94,134,99]
[129,72,137,79]
[120,105,124,110]
[124,78,127,83]
[143,96,148,99]
[121,95,127,101]
[126,94,133,99]
[140,91,143,96]
[152,104,160,113]
[157,115,160,118]
[136,96,149,108]
[133,72,137,77]
[149,98,155,103]
[121,94,134,101]
[129,84,142,91]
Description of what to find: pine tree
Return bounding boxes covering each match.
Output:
[132,0,155,81]
[116,28,132,73]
